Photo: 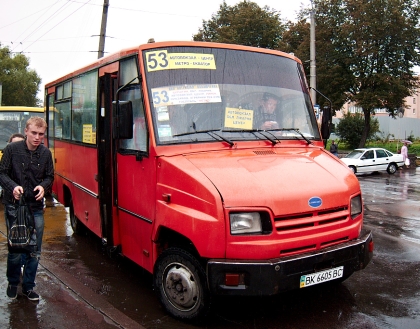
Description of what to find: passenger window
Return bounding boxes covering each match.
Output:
[376,150,387,158]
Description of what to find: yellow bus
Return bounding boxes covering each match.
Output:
[0,106,45,158]
[0,106,45,196]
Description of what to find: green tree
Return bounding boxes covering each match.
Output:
[336,112,380,149]
[287,0,420,147]
[193,0,285,49]
[0,45,41,106]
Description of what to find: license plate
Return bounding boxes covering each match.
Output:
[300,266,344,288]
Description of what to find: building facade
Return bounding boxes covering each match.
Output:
[333,89,420,140]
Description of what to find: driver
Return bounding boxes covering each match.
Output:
[255,93,279,130]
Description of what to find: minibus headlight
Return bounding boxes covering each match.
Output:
[230,212,262,235]
[350,195,362,219]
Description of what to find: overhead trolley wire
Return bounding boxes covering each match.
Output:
[19,0,94,53]
[11,1,73,52]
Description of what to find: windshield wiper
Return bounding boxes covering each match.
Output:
[173,129,220,137]
[173,129,234,147]
[258,130,281,145]
[279,128,313,145]
[222,129,279,146]
[249,131,277,146]
[209,131,234,147]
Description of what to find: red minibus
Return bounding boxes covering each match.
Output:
[45,41,373,321]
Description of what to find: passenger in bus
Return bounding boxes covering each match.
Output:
[0,117,54,301]
[254,93,279,130]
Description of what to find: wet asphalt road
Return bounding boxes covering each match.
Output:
[0,167,419,329]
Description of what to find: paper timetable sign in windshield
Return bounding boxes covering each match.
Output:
[224,108,254,129]
[151,84,221,107]
[146,50,216,72]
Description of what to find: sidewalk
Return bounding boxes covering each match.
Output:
[0,211,144,329]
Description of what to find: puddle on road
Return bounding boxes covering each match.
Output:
[359,168,420,246]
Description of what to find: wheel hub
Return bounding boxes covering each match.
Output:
[164,264,198,309]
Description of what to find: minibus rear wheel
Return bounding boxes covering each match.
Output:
[154,247,210,321]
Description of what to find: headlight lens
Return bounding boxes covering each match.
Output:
[350,195,362,219]
[230,212,262,235]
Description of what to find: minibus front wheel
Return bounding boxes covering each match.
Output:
[154,247,210,321]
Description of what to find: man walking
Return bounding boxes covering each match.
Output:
[0,117,54,301]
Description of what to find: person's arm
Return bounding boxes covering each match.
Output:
[33,149,54,201]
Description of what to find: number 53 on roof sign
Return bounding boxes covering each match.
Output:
[146,50,216,72]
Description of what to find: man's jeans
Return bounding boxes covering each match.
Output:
[6,209,44,292]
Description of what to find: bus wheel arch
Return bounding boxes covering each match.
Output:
[154,247,211,321]
[63,185,84,234]
[155,226,200,259]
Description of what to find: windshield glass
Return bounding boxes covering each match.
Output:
[345,150,364,159]
[143,46,320,145]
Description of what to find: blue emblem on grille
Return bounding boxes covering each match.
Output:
[308,197,322,208]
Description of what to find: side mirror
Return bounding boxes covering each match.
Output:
[112,100,133,139]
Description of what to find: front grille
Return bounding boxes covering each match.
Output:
[274,206,349,232]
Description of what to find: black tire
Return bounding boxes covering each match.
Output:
[69,198,84,234]
[349,166,357,174]
[387,163,397,174]
[154,248,210,321]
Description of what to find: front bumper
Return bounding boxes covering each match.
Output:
[207,229,373,296]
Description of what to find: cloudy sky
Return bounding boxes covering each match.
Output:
[0,0,311,100]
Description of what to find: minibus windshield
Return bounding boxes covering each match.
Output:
[143,46,320,145]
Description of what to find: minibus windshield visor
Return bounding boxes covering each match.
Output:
[143,47,320,145]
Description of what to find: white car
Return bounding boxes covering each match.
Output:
[341,147,404,174]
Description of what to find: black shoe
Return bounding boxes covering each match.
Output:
[23,290,39,301]
[7,285,18,299]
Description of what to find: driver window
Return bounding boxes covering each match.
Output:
[119,87,147,151]
[118,57,147,152]
[364,150,374,159]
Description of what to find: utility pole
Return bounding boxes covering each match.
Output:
[98,0,109,59]
[310,1,316,105]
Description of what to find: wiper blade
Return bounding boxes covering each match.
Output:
[222,129,279,146]
[279,128,313,145]
[258,130,281,145]
[208,131,234,147]
[173,129,220,137]
[173,129,234,147]
[249,131,278,146]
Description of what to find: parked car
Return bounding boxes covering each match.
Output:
[341,148,404,174]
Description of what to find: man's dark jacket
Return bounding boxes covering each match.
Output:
[0,140,54,211]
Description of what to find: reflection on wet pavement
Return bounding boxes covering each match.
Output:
[0,168,419,329]
[360,169,420,245]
